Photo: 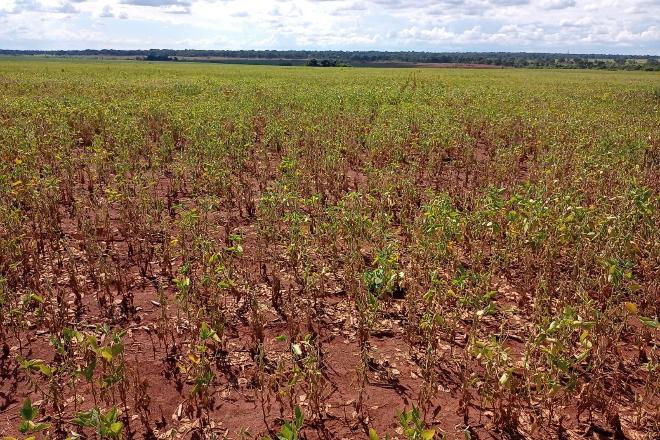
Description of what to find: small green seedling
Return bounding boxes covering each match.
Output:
[18,398,50,436]
[397,407,436,440]
[276,406,304,440]
[72,407,123,439]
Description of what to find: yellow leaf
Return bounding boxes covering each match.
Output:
[422,429,436,440]
[100,347,113,362]
[624,302,638,314]
[188,353,200,364]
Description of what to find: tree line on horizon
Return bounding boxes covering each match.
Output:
[1,49,658,70]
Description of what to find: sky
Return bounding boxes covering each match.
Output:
[0,0,658,54]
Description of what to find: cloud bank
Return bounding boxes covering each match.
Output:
[0,0,658,54]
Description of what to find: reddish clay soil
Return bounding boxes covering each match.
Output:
[2,216,656,440]
[1,138,657,440]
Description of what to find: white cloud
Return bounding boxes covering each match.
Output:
[0,0,658,53]
[538,0,575,10]
[119,0,189,6]
[2,0,80,14]
[99,4,114,16]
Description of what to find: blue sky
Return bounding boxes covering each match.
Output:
[0,0,658,54]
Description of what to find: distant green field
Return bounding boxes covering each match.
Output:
[1,59,658,439]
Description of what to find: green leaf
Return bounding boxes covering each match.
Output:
[368,428,380,440]
[31,422,50,432]
[640,316,659,329]
[86,334,99,349]
[82,356,96,381]
[200,322,213,340]
[22,359,55,377]
[20,398,36,421]
[110,342,123,358]
[575,349,590,363]
[100,347,114,362]
[29,293,44,304]
[104,407,118,424]
[110,421,123,435]
[73,408,101,428]
[277,424,294,440]
[294,405,304,428]
[18,420,31,434]
[38,363,54,376]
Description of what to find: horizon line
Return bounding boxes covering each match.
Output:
[1,48,659,57]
